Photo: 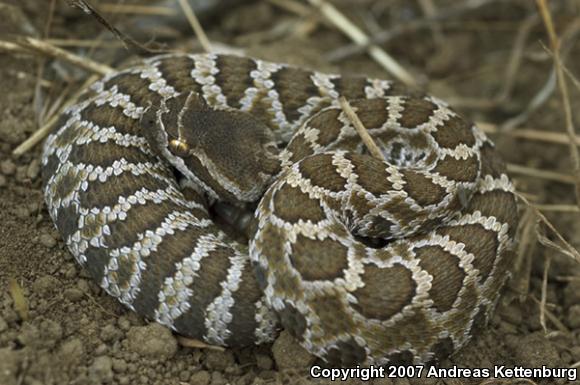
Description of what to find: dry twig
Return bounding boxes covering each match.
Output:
[19,37,113,76]
[417,0,446,47]
[67,0,156,56]
[308,0,417,87]
[507,164,576,185]
[13,75,100,156]
[533,204,580,213]
[539,255,551,333]
[267,0,312,17]
[45,38,125,48]
[512,207,536,299]
[516,193,580,264]
[327,0,498,62]
[530,295,569,334]
[536,0,580,206]
[339,97,385,161]
[99,3,176,16]
[478,122,580,147]
[177,0,213,53]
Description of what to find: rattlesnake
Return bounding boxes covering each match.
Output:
[41,53,518,366]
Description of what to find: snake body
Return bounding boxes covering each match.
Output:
[41,53,518,365]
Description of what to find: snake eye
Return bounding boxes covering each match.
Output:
[169,139,190,157]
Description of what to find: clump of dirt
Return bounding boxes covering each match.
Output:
[1,1,579,385]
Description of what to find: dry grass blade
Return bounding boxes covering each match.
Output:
[339,97,385,161]
[176,336,225,351]
[99,3,176,16]
[8,278,29,321]
[516,192,580,264]
[0,40,32,54]
[19,37,113,76]
[326,0,498,62]
[478,121,580,147]
[267,0,312,17]
[539,255,551,333]
[501,18,580,132]
[530,295,569,334]
[13,74,101,156]
[495,14,539,102]
[177,0,213,53]
[512,207,536,299]
[536,0,580,206]
[418,0,445,47]
[533,204,580,213]
[34,0,57,127]
[46,38,124,48]
[67,0,156,56]
[307,0,417,87]
[507,164,576,185]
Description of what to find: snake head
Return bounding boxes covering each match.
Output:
[142,91,282,204]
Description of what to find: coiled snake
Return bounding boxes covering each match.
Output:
[42,53,518,366]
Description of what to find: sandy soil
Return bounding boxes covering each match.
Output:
[1,1,580,384]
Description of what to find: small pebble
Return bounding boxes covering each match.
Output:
[64,265,78,280]
[40,318,64,348]
[63,288,84,302]
[100,324,123,343]
[204,350,235,371]
[0,348,21,385]
[26,159,40,180]
[89,356,114,384]
[570,346,580,362]
[59,338,85,365]
[179,370,191,382]
[0,159,16,175]
[117,316,132,331]
[126,323,177,360]
[95,343,108,356]
[271,330,316,370]
[190,370,211,385]
[0,316,7,333]
[566,304,580,329]
[210,371,228,385]
[38,233,57,249]
[13,206,29,219]
[500,303,522,325]
[505,332,560,367]
[77,279,91,293]
[18,318,63,349]
[0,174,6,187]
[15,165,28,182]
[255,354,273,370]
[564,280,580,307]
[32,275,60,297]
[112,358,128,373]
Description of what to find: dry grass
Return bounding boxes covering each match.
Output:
[339,97,385,161]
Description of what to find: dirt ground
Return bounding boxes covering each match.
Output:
[1,0,580,384]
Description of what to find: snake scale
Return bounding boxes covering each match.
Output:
[41,53,518,366]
